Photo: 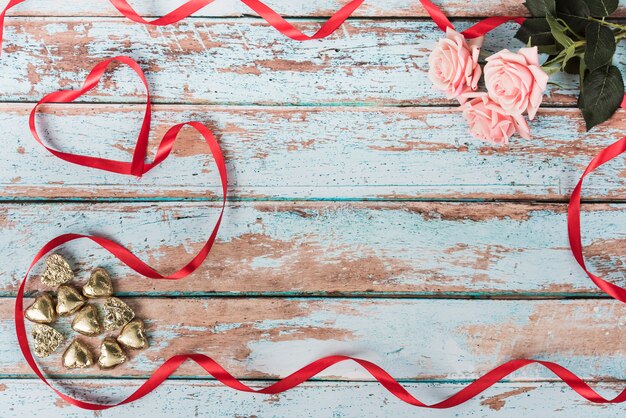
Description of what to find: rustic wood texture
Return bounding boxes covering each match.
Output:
[2,0,626,18]
[5,298,626,379]
[2,104,625,201]
[1,202,624,296]
[1,0,625,415]
[4,18,626,106]
[1,380,625,417]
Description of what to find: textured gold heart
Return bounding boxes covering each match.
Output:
[62,339,94,369]
[83,268,113,298]
[103,297,135,331]
[98,337,127,369]
[117,319,148,349]
[41,254,74,287]
[72,304,101,336]
[24,293,56,324]
[56,284,86,316]
[32,324,64,358]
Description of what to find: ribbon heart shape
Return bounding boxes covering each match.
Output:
[27,55,228,279]
[30,57,151,177]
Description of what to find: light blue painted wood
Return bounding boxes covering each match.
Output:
[2,18,624,106]
[7,0,612,18]
[0,0,537,17]
[1,379,625,417]
[1,105,625,200]
[1,298,625,380]
[0,1,625,415]
[0,202,624,294]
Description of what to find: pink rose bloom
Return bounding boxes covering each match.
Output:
[484,47,549,120]
[428,27,483,99]
[461,94,530,145]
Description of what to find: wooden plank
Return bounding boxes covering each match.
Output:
[3,104,626,201]
[1,202,624,296]
[2,0,626,18]
[0,379,625,417]
[2,298,625,379]
[2,18,620,105]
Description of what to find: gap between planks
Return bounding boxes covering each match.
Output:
[1,198,626,204]
[0,291,615,299]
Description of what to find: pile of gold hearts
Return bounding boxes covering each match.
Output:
[25,254,149,369]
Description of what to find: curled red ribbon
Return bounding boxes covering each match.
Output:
[6,0,626,412]
[567,96,626,304]
[0,0,522,53]
[28,56,228,278]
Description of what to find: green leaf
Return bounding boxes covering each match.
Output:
[584,21,616,71]
[584,0,619,17]
[563,56,581,74]
[556,0,590,35]
[524,0,556,16]
[579,56,587,83]
[514,18,555,45]
[546,13,574,48]
[578,65,624,130]
[561,44,578,70]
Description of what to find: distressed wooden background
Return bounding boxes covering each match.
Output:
[0,0,625,416]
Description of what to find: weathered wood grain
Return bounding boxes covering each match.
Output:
[2,298,625,379]
[0,379,625,417]
[3,18,622,105]
[0,202,624,296]
[2,0,626,18]
[3,104,626,200]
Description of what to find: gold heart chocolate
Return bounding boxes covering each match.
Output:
[83,268,113,298]
[117,319,148,349]
[62,339,94,369]
[72,304,101,336]
[41,254,74,287]
[56,284,86,316]
[103,297,135,331]
[24,293,56,324]
[98,337,127,369]
[32,324,64,358]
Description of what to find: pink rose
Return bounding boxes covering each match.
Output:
[428,27,483,99]
[461,94,530,145]
[484,47,549,120]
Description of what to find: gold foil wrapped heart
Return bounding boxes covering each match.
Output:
[24,293,56,324]
[56,284,86,316]
[98,337,127,369]
[117,319,148,349]
[41,254,74,287]
[83,268,113,298]
[32,324,64,358]
[62,339,94,369]
[103,297,135,331]
[72,304,101,336]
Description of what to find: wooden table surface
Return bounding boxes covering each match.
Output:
[0,1,625,416]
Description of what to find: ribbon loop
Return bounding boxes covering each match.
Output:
[30,56,152,177]
[567,96,626,303]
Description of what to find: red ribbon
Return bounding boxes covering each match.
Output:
[28,56,228,278]
[567,96,626,304]
[5,0,626,412]
[1,0,522,53]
